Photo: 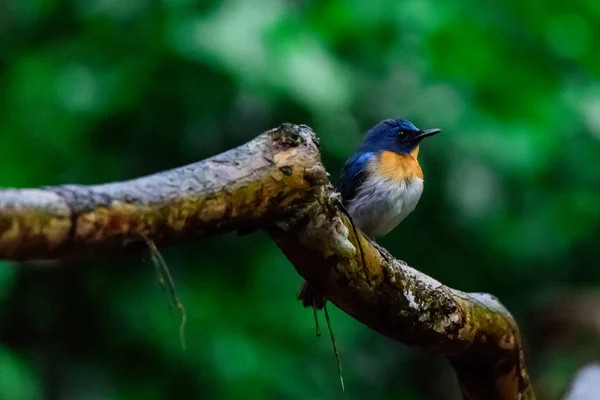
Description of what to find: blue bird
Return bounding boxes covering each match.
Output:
[300,118,441,308]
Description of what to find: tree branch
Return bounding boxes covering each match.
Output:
[0,124,535,399]
[0,124,320,261]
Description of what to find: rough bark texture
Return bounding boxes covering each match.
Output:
[0,124,316,261]
[0,124,535,399]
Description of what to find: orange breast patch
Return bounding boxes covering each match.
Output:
[377,150,424,181]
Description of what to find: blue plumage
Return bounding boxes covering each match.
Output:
[358,119,422,155]
[337,151,374,201]
[299,118,441,309]
[337,119,441,237]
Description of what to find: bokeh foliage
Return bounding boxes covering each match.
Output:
[1,0,599,399]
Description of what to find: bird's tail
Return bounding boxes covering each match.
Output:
[298,280,325,310]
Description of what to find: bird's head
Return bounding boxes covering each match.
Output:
[360,119,441,157]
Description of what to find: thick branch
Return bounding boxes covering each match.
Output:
[269,195,534,400]
[0,124,535,399]
[0,124,321,261]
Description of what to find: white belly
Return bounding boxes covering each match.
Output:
[346,176,424,238]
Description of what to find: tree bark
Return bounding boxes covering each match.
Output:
[0,123,536,399]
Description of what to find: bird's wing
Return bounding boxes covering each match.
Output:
[336,152,374,203]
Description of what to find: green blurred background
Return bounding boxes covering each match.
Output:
[1,0,600,399]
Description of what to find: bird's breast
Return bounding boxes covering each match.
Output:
[377,150,423,181]
[346,173,424,238]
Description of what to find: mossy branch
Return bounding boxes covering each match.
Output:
[0,124,535,399]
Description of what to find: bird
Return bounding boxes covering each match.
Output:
[299,118,441,309]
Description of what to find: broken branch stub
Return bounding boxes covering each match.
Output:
[0,124,535,399]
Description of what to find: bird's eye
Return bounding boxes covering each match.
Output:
[397,130,408,140]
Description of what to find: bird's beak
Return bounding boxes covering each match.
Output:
[415,128,441,139]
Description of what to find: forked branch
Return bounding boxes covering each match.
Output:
[0,124,535,399]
